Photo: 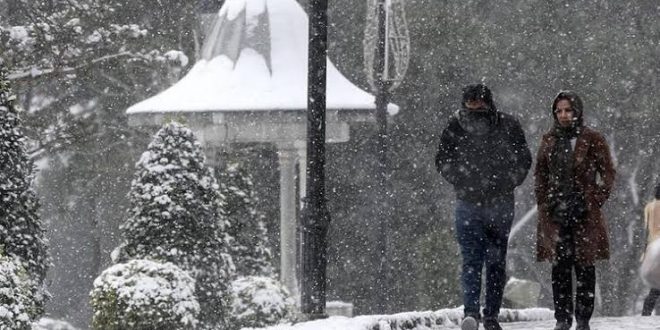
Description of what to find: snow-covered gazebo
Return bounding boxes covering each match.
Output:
[127,0,398,304]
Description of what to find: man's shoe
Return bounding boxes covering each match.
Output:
[576,320,591,330]
[553,321,572,330]
[461,316,479,330]
[483,317,502,330]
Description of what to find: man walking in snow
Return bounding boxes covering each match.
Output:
[535,91,616,330]
[435,84,532,330]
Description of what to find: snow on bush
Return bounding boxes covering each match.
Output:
[0,64,49,323]
[90,259,199,330]
[115,122,234,329]
[0,255,38,330]
[31,318,79,330]
[232,276,294,329]
[218,162,274,277]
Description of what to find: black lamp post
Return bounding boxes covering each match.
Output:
[373,0,392,313]
[300,0,330,319]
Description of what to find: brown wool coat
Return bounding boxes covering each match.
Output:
[535,126,616,265]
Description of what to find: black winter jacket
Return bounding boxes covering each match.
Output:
[435,111,532,204]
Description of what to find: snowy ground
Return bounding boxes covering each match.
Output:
[503,316,660,330]
[249,312,660,330]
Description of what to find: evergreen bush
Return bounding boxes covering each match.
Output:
[91,259,199,330]
[231,276,294,329]
[0,63,49,321]
[114,122,234,329]
[0,255,39,330]
[217,162,273,277]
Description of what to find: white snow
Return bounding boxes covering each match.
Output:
[502,317,660,330]
[244,307,555,330]
[245,311,660,330]
[126,0,399,115]
[9,26,30,44]
[231,276,294,328]
[32,317,78,330]
[163,50,190,67]
[91,259,200,328]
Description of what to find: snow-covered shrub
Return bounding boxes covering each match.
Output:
[0,64,49,319]
[0,255,39,330]
[90,259,199,330]
[115,122,234,329]
[217,162,273,277]
[231,276,294,329]
[31,317,79,330]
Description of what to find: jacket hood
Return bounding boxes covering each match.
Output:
[552,90,584,127]
[462,83,497,112]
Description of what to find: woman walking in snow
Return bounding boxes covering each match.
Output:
[534,91,616,330]
[641,183,660,316]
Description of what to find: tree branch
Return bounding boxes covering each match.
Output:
[8,52,150,82]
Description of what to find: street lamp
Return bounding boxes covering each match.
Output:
[363,0,410,313]
[300,0,330,319]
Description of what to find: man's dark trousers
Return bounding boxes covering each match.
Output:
[455,197,514,319]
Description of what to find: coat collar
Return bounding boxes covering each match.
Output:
[545,126,591,168]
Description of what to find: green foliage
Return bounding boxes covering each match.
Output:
[217,162,274,277]
[0,64,48,317]
[0,255,41,330]
[91,259,199,330]
[231,276,294,329]
[2,1,206,325]
[116,122,234,329]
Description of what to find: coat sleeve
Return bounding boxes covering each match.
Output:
[435,126,466,187]
[592,133,616,207]
[534,136,551,211]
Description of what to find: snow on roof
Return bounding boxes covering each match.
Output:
[127,0,399,115]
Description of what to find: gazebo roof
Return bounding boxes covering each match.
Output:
[127,0,398,115]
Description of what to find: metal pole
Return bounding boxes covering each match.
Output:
[300,0,330,319]
[373,0,391,313]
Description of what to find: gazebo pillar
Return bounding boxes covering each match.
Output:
[277,145,300,303]
[296,140,308,204]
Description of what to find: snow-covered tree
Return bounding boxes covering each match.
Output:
[0,255,39,330]
[217,162,274,277]
[231,276,294,329]
[1,3,194,324]
[91,259,199,330]
[115,122,234,329]
[0,64,48,318]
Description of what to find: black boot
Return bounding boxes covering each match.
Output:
[461,315,479,330]
[576,319,590,330]
[483,317,502,330]
[553,320,572,330]
[642,288,660,316]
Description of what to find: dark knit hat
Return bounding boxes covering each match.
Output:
[552,90,584,126]
[462,84,496,111]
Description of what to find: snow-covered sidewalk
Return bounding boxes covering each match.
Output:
[503,316,660,330]
[246,307,555,330]
[247,310,660,330]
